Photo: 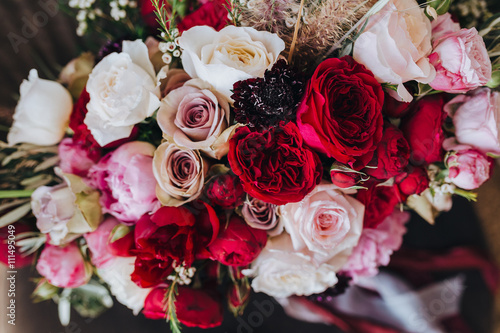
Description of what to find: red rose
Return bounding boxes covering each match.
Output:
[208,215,267,267]
[400,95,447,166]
[178,0,229,32]
[356,184,399,229]
[69,89,138,151]
[297,56,384,169]
[228,122,322,205]
[365,124,410,180]
[131,254,173,288]
[143,286,224,328]
[134,202,219,267]
[0,223,34,268]
[395,166,430,201]
[205,174,245,209]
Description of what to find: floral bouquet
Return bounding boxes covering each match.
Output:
[1,0,499,331]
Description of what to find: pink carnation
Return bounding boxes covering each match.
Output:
[36,243,91,288]
[341,209,409,282]
[87,141,158,224]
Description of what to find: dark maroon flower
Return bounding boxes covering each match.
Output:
[206,174,245,209]
[356,184,399,229]
[131,254,173,288]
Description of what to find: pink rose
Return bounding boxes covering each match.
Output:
[241,197,282,236]
[443,138,493,190]
[444,88,500,154]
[36,243,92,288]
[280,183,364,265]
[341,209,409,282]
[429,28,491,93]
[88,141,158,224]
[431,13,460,41]
[58,137,100,177]
[157,79,233,159]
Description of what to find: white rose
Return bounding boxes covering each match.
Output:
[243,234,338,298]
[85,40,161,146]
[97,256,151,315]
[8,69,72,146]
[179,25,285,100]
[353,0,436,101]
[280,183,364,266]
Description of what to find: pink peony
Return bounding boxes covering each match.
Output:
[444,138,493,190]
[84,216,123,268]
[36,242,91,288]
[341,209,409,282]
[431,13,460,41]
[429,28,491,93]
[445,88,500,155]
[58,137,100,177]
[88,141,158,224]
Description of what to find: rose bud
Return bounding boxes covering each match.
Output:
[208,215,267,267]
[395,166,430,201]
[365,124,410,180]
[330,163,369,189]
[444,139,493,190]
[227,281,251,316]
[143,286,224,329]
[241,197,282,236]
[400,95,447,165]
[36,242,92,288]
[206,174,245,209]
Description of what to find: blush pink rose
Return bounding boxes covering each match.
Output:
[58,137,100,177]
[36,242,92,288]
[444,88,500,154]
[341,209,409,282]
[87,141,158,224]
[429,28,491,93]
[443,138,493,190]
[431,13,460,41]
[280,183,364,265]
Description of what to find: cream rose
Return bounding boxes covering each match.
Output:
[84,40,161,146]
[280,183,364,266]
[157,79,237,159]
[243,234,338,298]
[179,25,285,100]
[153,142,208,206]
[8,69,72,146]
[353,0,435,101]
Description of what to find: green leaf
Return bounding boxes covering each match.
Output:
[109,224,132,243]
[486,69,500,88]
[429,0,451,16]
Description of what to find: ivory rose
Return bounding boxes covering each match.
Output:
[8,69,73,146]
[429,28,491,93]
[179,25,285,100]
[353,0,435,101]
[87,141,158,224]
[243,234,339,298]
[84,40,161,146]
[280,183,364,264]
[157,79,237,159]
[153,142,208,206]
[444,88,500,155]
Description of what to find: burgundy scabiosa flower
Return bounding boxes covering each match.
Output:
[231,59,304,130]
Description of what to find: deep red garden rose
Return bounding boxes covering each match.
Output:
[131,254,173,288]
[356,184,400,229]
[297,55,384,169]
[69,89,138,151]
[400,95,447,166]
[177,0,229,32]
[365,124,410,180]
[143,286,224,328]
[228,122,322,205]
[395,166,430,201]
[206,174,245,209]
[208,215,267,267]
[134,202,219,267]
[0,223,34,268]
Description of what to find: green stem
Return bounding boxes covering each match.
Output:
[0,190,35,199]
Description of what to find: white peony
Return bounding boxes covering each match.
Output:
[85,40,161,146]
[179,25,285,100]
[243,234,339,298]
[97,256,151,315]
[8,69,72,146]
